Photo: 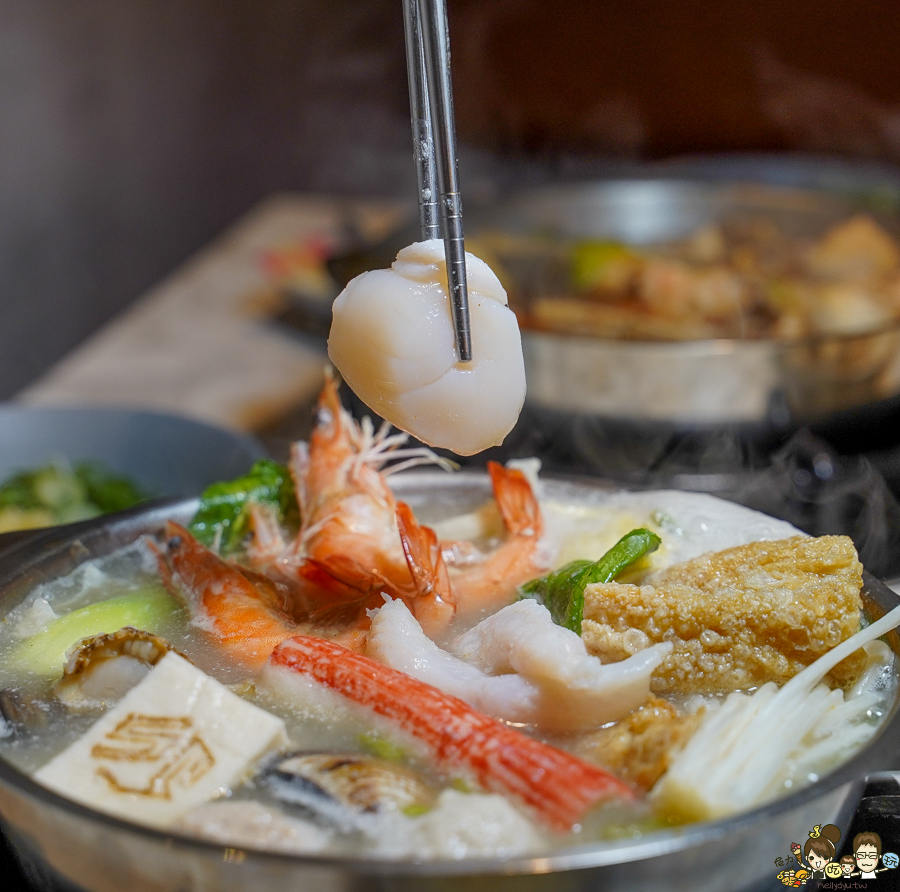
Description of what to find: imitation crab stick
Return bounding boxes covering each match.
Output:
[267,635,634,830]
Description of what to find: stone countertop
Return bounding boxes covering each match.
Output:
[16,193,407,432]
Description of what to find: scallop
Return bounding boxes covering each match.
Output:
[263,751,435,829]
[53,626,184,710]
[327,239,526,456]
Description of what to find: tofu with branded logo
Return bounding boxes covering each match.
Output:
[35,652,287,827]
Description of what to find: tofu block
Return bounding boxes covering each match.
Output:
[582,535,864,693]
[35,652,287,827]
[572,696,702,791]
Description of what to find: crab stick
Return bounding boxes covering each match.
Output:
[267,635,633,830]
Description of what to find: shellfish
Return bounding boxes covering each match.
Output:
[53,626,184,710]
[0,688,64,738]
[263,751,435,829]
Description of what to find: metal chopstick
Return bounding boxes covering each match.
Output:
[402,0,440,240]
[403,0,473,363]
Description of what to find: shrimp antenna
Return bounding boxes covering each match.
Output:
[352,411,458,475]
[381,449,458,476]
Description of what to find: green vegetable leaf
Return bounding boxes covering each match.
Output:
[0,467,78,512]
[188,459,297,553]
[0,462,144,529]
[74,462,145,513]
[518,528,661,634]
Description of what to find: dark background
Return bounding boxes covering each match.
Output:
[2,0,900,400]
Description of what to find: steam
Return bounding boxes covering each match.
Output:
[731,431,900,580]
[487,409,900,580]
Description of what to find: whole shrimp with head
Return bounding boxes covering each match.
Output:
[328,240,526,456]
[249,376,547,638]
[157,381,457,659]
[246,376,459,637]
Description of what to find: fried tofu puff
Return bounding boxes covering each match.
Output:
[572,697,702,791]
[582,536,865,694]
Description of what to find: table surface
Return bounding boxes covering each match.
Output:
[15,193,407,431]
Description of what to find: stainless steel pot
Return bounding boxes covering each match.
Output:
[0,472,898,892]
[324,178,900,428]
[480,180,900,424]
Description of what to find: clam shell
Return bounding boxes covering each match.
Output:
[0,688,64,738]
[264,751,435,827]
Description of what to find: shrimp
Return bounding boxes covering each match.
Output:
[158,521,296,671]
[287,376,409,592]
[394,501,455,636]
[265,635,633,830]
[242,379,539,632]
[159,488,451,670]
[251,376,457,633]
[158,522,371,669]
[283,500,455,640]
[447,461,549,619]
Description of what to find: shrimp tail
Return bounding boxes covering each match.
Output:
[161,522,295,671]
[448,464,548,620]
[396,501,456,636]
[268,636,633,830]
[488,461,543,538]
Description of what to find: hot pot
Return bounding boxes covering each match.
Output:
[0,471,897,892]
